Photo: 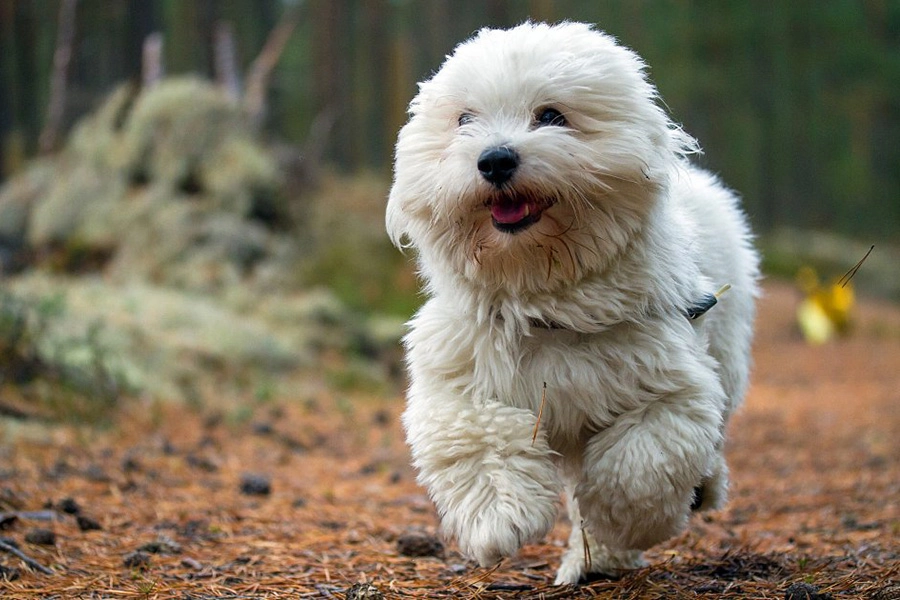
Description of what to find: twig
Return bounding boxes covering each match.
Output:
[0,539,54,575]
[531,382,547,446]
[838,244,875,288]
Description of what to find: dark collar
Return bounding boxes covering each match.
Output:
[494,292,719,331]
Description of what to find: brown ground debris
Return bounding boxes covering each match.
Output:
[1,281,898,598]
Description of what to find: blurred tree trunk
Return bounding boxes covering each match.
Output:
[356,0,389,169]
[757,1,794,231]
[126,0,160,80]
[214,21,241,101]
[424,0,450,68]
[484,0,511,26]
[311,0,351,169]
[0,0,16,177]
[142,32,165,88]
[163,0,217,77]
[527,0,555,22]
[10,2,37,145]
[39,0,78,154]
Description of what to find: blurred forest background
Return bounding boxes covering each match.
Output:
[0,1,899,423]
[4,5,900,596]
[2,0,898,239]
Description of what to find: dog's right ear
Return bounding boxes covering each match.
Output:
[385,186,414,250]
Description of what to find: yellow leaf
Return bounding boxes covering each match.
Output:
[797,297,834,345]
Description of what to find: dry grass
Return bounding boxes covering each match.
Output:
[1,281,899,599]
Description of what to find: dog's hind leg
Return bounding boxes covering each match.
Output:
[691,448,729,512]
[573,358,726,553]
[555,485,645,585]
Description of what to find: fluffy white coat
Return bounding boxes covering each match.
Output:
[386,21,759,584]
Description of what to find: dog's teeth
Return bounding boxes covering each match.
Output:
[523,205,530,217]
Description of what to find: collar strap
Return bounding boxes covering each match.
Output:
[684,292,718,320]
[495,291,723,331]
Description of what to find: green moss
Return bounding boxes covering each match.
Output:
[0,289,131,424]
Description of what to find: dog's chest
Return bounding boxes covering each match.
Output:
[470,325,645,441]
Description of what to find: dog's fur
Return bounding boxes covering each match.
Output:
[386,21,759,584]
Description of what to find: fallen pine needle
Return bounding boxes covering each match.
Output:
[462,560,503,588]
[532,382,547,446]
[581,520,592,572]
[838,244,874,288]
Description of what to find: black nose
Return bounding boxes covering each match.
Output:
[477,146,519,186]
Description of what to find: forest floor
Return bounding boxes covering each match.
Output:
[1,280,898,599]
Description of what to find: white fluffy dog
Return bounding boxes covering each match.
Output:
[386,21,759,584]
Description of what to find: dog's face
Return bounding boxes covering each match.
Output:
[388,22,695,295]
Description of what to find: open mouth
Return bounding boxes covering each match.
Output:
[488,194,554,234]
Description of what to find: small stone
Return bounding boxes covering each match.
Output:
[396,531,443,557]
[372,410,390,426]
[785,582,831,600]
[121,455,141,473]
[83,464,110,482]
[240,473,271,496]
[180,557,203,570]
[0,513,18,530]
[58,497,81,515]
[123,550,151,569]
[345,583,385,600]
[251,421,274,436]
[346,529,362,544]
[138,535,181,555]
[24,528,56,545]
[185,454,219,472]
[871,585,900,600]
[76,515,102,531]
[359,462,379,475]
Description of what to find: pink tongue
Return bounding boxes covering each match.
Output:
[491,200,529,224]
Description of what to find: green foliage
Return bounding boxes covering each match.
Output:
[0,289,131,423]
[303,174,421,318]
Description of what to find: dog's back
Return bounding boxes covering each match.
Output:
[672,165,760,417]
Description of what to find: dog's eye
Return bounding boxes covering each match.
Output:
[536,108,566,127]
[458,112,475,127]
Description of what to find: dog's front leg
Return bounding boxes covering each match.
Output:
[403,384,560,566]
[575,373,725,552]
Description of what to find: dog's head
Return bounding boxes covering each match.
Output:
[387,21,696,295]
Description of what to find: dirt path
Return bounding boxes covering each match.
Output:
[1,281,898,598]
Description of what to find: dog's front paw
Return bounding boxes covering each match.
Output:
[409,399,561,565]
[436,448,560,566]
[454,499,557,567]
